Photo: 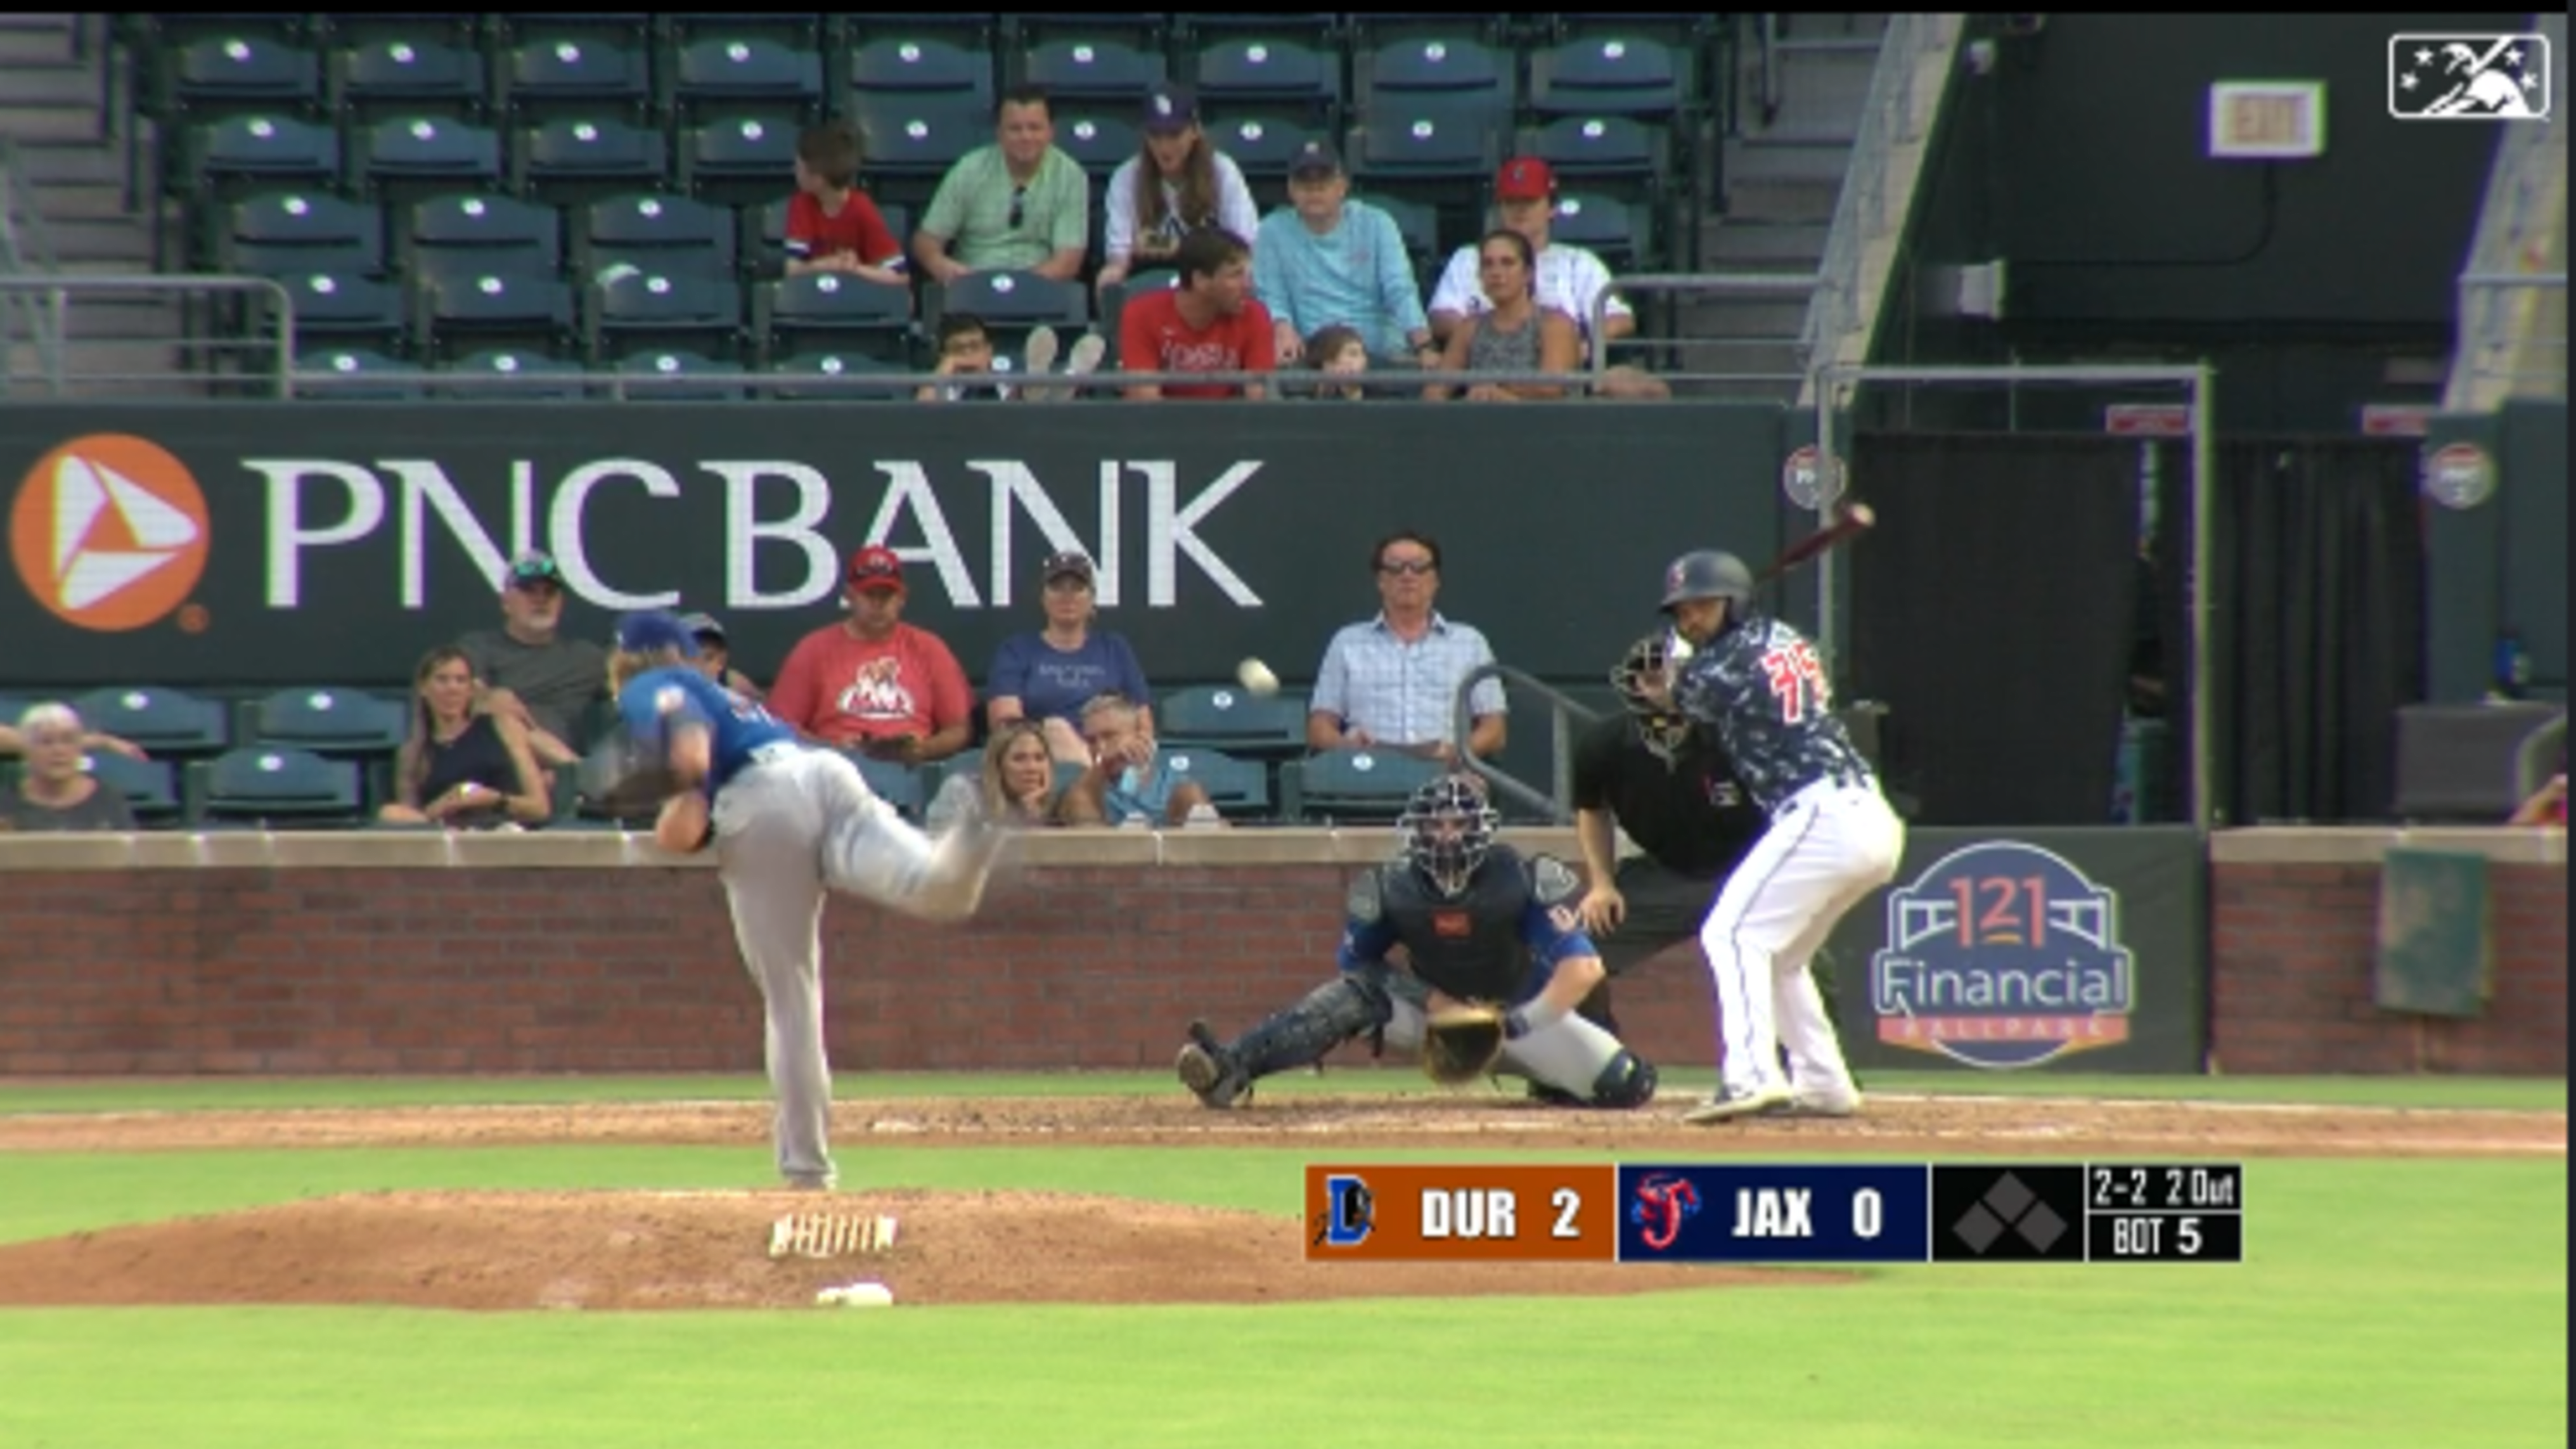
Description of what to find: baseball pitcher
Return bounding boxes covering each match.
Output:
[1174,775,1659,1111]
[602,610,1009,1190]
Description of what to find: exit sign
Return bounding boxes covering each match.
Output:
[2209,80,2327,158]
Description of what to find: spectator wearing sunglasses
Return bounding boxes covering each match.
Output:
[1306,529,1508,764]
[912,85,1089,285]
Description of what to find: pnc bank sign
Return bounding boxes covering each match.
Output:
[10,434,1267,631]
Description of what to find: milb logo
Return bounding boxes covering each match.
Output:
[8,434,210,632]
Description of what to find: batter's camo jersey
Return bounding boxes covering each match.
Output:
[1670,612,1873,813]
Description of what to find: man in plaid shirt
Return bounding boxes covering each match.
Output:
[1306,530,1508,765]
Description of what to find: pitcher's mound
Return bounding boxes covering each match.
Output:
[0,1189,1845,1311]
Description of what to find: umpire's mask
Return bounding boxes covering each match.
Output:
[1400,775,1499,898]
[1613,632,1693,762]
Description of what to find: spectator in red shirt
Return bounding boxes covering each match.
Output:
[1119,227,1275,401]
[785,122,908,287]
[766,545,974,765]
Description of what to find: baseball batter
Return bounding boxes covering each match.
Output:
[606,610,1007,1189]
[1655,550,1903,1123]
[1175,775,1659,1110]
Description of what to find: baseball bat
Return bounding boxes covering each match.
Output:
[1755,501,1877,586]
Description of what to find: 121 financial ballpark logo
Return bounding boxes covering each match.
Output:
[8,434,210,632]
[1867,840,2134,1069]
[2388,34,2553,121]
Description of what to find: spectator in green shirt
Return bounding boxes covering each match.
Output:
[912,86,1090,283]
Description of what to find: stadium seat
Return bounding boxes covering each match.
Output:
[1012,13,1169,52]
[849,36,995,107]
[356,114,504,201]
[849,96,991,210]
[221,191,387,278]
[936,271,1088,330]
[585,270,745,364]
[244,687,408,801]
[1348,97,1508,183]
[1190,37,1342,127]
[333,36,488,124]
[1546,191,1649,271]
[848,13,1002,52]
[70,687,231,756]
[1158,746,1273,818]
[164,35,323,120]
[757,272,914,364]
[1205,115,1327,184]
[615,351,750,401]
[677,117,801,208]
[314,13,484,46]
[1526,113,1667,189]
[749,195,910,280]
[512,117,669,207]
[580,192,737,280]
[1348,191,1440,263]
[437,348,589,400]
[135,13,311,50]
[761,351,917,402]
[419,270,578,362]
[1527,35,1690,121]
[1053,112,1140,173]
[292,347,427,400]
[667,36,826,127]
[500,38,652,124]
[1358,35,1509,107]
[1176,13,1343,50]
[404,192,564,286]
[491,13,652,49]
[850,754,926,819]
[1018,38,1166,103]
[1345,15,1509,49]
[1280,749,1444,823]
[1156,683,1308,761]
[85,754,185,825]
[276,268,410,352]
[197,746,366,825]
[187,116,341,200]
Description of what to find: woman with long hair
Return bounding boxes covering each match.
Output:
[604,610,1009,1191]
[379,645,550,828]
[1095,83,1260,296]
[1422,228,1581,403]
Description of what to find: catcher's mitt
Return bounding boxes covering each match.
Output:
[1421,1005,1508,1087]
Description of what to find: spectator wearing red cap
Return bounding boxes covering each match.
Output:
[1119,226,1276,400]
[765,546,974,766]
[1097,83,1262,298]
[1429,158,1636,363]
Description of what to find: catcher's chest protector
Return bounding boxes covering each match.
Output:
[1381,846,1538,1005]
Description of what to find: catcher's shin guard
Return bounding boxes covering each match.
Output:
[1590,1050,1658,1109]
[1176,974,1392,1109]
[1573,978,1620,1036]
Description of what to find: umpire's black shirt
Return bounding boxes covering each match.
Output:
[1571,715,1768,879]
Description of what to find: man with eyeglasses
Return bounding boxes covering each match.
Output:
[912,85,1089,286]
[1306,530,1507,765]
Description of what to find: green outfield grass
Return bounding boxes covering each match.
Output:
[0,1078,2563,1448]
[0,1069,2562,1115]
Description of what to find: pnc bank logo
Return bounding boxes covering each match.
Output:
[8,434,210,631]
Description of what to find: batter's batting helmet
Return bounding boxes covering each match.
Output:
[1659,549,1754,611]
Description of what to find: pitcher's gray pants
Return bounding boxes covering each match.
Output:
[710,747,943,1188]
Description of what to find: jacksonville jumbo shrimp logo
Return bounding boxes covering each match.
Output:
[9,434,211,632]
[1629,1173,1701,1252]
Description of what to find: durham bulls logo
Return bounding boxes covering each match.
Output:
[1867,840,2135,1068]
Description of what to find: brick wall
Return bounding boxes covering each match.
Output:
[2210,860,2567,1075]
[0,833,2559,1078]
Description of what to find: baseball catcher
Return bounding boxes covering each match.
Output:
[1175,774,1659,1111]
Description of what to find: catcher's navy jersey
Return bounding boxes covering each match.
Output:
[1337,845,1597,1005]
[1670,612,1872,813]
[615,665,797,794]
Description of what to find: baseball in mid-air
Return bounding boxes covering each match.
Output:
[1236,657,1280,698]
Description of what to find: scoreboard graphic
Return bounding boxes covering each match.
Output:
[1303,1162,2246,1265]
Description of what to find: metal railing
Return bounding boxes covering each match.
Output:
[1452,662,1603,824]
[0,139,66,389]
[1796,13,1963,398]
[278,361,1628,401]
[0,274,293,397]
[1590,271,1824,387]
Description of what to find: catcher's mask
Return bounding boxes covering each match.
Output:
[1612,631,1692,761]
[1399,775,1499,898]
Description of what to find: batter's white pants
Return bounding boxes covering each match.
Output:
[1697,779,1905,1101]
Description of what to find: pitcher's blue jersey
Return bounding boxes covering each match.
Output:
[615,665,798,794]
[1670,613,1872,813]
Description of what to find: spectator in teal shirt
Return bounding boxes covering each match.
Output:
[1252,140,1437,370]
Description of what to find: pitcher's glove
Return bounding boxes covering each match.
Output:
[578,728,687,819]
[1421,1005,1509,1086]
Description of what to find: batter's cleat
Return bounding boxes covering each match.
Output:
[1784,1088,1863,1119]
[1681,1083,1795,1125]
[1176,1020,1252,1109]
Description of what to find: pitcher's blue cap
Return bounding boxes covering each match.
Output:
[614,610,699,657]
